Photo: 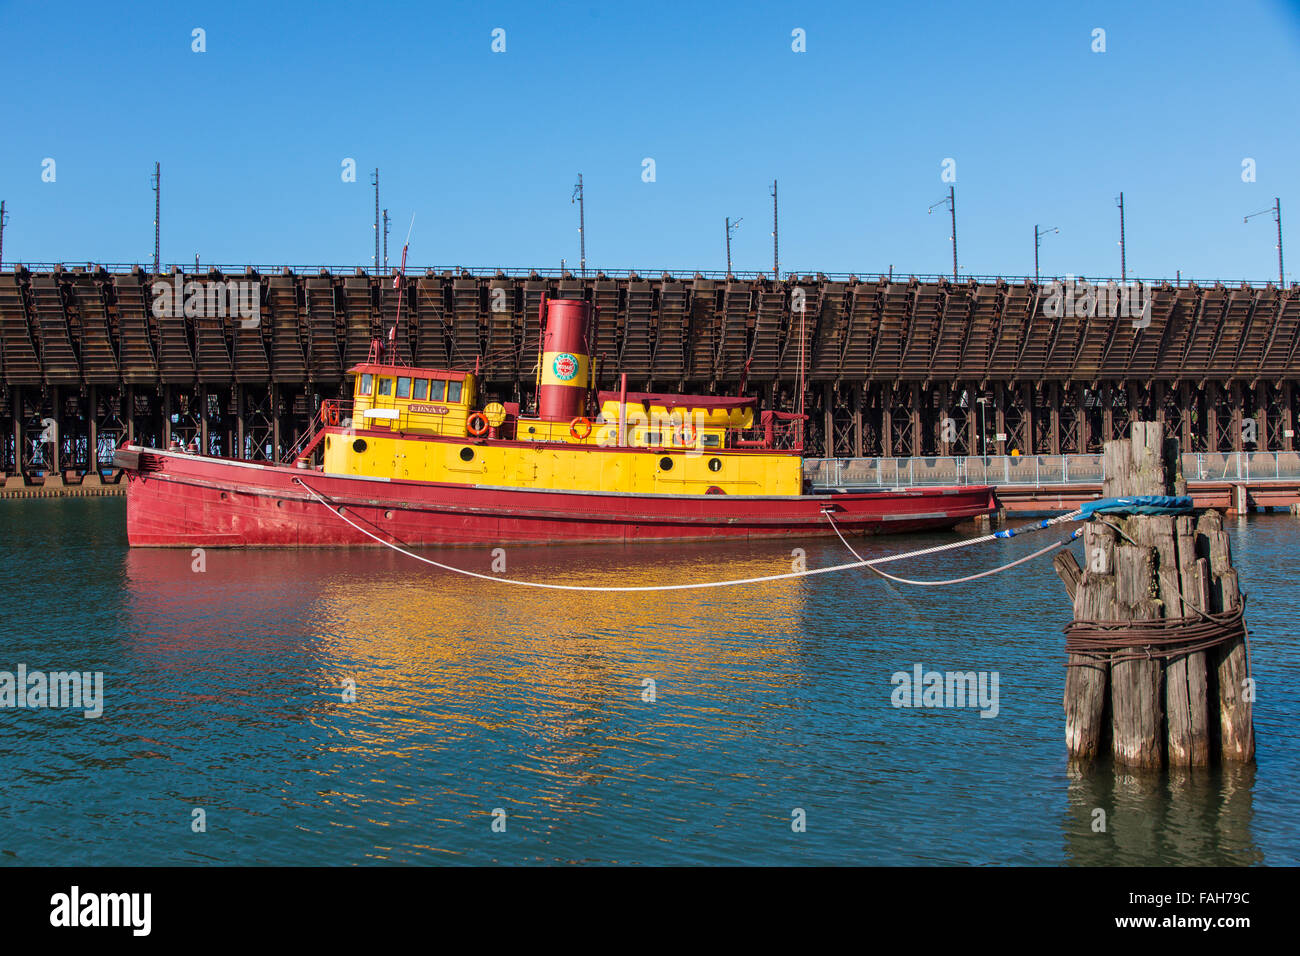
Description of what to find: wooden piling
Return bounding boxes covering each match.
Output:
[1056,421,1255,768]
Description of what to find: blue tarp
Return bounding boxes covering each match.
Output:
[1077,495,1194,518]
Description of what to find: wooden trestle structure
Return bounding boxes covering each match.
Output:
[2,266,1298,481]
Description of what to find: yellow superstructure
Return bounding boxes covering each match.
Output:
[318,363,803,496]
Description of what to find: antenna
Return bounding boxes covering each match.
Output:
[571,174,585,277]
[725,216,742,275]
[770,180,779,279]
[1245,198,1284,286]
[0,200,8,270]
[151,162,160,275]
[383,209,390,271]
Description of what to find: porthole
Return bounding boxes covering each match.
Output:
[660,456,673,471]
[460,447,475,462]
[276,499,284,508]
[353,438,367,453]
[219,491,228,500]
[385,510,394,519]
[325,437,331,451]
[708,457,722,472]
[527,426,536,435]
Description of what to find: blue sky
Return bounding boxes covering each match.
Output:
[1,0,1298,281]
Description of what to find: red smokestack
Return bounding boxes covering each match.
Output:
[537,299,591,421]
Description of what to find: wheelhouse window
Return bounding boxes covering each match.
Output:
[428,379,446,402]
[377,378,393,397]
[701,433,722,448]
[357,374,373,396]
[447,380,463,403]
[397,377,411,398]
[412,379,428,400]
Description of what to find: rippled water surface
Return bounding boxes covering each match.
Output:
[1,498,1296,865]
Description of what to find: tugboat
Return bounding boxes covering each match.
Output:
[113,297,996,547]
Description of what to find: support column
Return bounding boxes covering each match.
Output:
[1075,385,1090,453]
[1282,382,1294,452]
[1127,381,1142,432]
[1101,384,1114,444]
[163,386,173,446]
[11,386,21,477]
[1205,382,1220,453]
[1152,381,1167,431]
[994,383,1007,455]
[48,386,60,475]
[125,385,135,444]
[1049,382,1061,455]
[272,383,282,461]
[88,385,98,476]
[1179,381,1193,452]
[1255,382,1268,452]
[1022,381,1035,455]
[852,385,863,458]
[1229,382,1243,452]
[881,386,893,458]
[200,385,210,454]
[910,381,922,457]
[968,387,981,457]
[937,383,952,456]
[236,384,246,459]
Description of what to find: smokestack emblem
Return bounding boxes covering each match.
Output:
[553,353,579,381]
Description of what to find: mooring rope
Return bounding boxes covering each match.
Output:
[822,509,1081,587]
[292,477,1078,592]
[1063,600,1248,664]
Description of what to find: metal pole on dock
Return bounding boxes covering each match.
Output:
[1117,192,1127,281]
[371,169,380,276]
[151,163,160,275]
[725,216,742,276]
[572,174,585,278]
[1245,198,1284,286]
[770,180,779,279]
[949,185,957,280]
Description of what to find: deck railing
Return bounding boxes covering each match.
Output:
[804,452,1300,489]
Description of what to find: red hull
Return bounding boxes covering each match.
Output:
[118,446,998,548]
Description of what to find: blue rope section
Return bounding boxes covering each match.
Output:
[1077,495,1194,518]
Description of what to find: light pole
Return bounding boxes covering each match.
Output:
[725,216,742,275]
[1244,198,1284,286]
[1034,224,1059,282]
[975,395,990,459]
[928,186,957,279]
[572,174,585,277]
[371,169,380,276]
[770,180,779,279]
[151,162,160,275]
[1116,192,1127,281]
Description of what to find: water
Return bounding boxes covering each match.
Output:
[0,498,1296,865]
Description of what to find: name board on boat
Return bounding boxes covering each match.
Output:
[408,404,450,415]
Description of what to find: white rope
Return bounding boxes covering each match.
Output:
[292,477,1078,592]
[823,508,1079,587]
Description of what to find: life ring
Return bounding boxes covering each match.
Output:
[466,412,490,437]
[569,417,593,440]
[324,403,339,427]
